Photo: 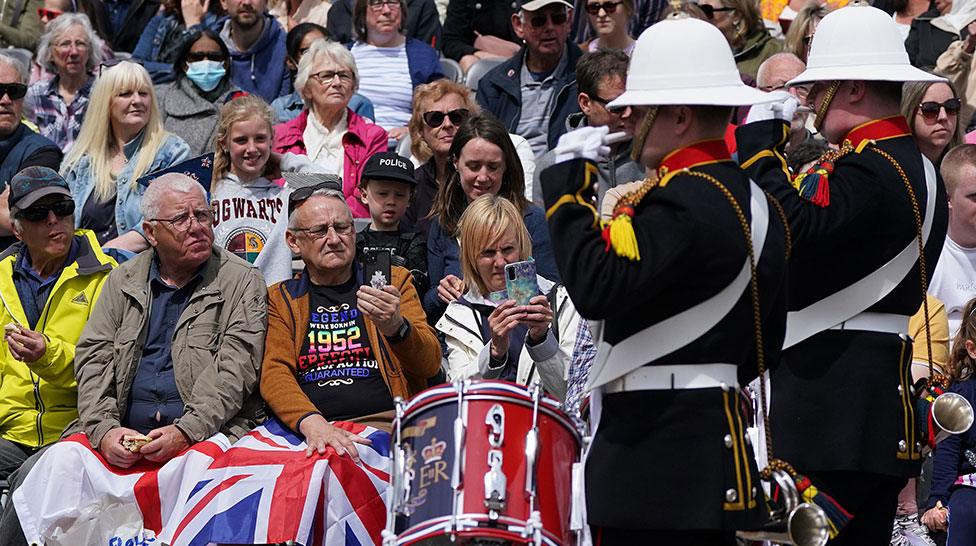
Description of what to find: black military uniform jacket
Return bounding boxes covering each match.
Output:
[736,117,949,479]
[541,140,789,531]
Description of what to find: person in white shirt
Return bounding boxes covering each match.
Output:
[931,143,976,337]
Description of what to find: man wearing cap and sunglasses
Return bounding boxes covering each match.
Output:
[0,166,116,487]
[0,52,62,253]
[541,10,789,546]
[736,4,950,544]
[475,0,583,159]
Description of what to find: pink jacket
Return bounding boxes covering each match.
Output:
[273,108,388,218]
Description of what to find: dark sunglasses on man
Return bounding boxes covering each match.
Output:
[15,200,75,222]
[422,108,469,128]
[699,4,735,19]
[0,83,27,101]
[527,9,569,28]
[918,98,962,120]
[287,177,344,215]
[585,1,622,15]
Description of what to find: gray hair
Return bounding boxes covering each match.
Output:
[0,51,28,84]
[141,173,207,220]
[287,188,349,228]
[295,39,358,109]
[36,13,104,75]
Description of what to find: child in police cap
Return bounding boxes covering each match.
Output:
[356,151,428,295]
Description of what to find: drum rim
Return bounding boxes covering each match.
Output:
[396,513,564,545]
[399,392,581,441]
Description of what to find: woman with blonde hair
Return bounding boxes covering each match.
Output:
[63,60,190,253]
[783,2,829,62]
[435,194,582,400]
[211,94,327,285]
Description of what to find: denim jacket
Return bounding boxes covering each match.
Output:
[65,132,190,236]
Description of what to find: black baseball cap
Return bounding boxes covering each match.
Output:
[361,152,416,187]
[9,166,72,210]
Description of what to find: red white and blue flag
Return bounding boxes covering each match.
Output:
[13,418,391,546]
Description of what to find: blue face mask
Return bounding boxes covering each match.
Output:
[185,60,226,92]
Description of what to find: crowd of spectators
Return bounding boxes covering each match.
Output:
[4,0,976,542]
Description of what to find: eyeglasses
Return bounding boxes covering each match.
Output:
[699,4,735,19]
[310,70,353,85]
[423,108,469,128]
[0,83,27,101]
[918,98,962,120]
[15,200,74,221]
[287,178,343,214]
[585,1,622,15]
[53,40,89,51]
[289,221,355,239]
[37,7,63,19]
[97,58,143,77]
[187,51,226,62]
[150,208,214,231]
[526,9,569,28]
[367,0,400,9]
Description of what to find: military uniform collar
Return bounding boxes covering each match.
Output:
[842,116,911,152]
[657,139,732,180]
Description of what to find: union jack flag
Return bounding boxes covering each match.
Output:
[13,418,391,546]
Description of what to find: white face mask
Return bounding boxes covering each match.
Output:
[185,60,227,92]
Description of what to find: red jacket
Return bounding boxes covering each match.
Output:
[272,108,388,218]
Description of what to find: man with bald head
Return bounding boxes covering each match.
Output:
[0,173,270,546]
[756,52,812,152]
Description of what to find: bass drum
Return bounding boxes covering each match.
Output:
[386,380,582,545]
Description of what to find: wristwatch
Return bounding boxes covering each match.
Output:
[387,319,411,343]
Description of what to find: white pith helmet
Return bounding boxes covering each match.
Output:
[788,3,944,85]
[608,16,776,108]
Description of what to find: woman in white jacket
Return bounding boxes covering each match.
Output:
[435,195,581,400]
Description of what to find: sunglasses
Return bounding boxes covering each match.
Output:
[187,51,226,62]
[918,98,962,120]
[527,9,569,28]
[699,4,735,19]
[97,58,144,77]
[16,200,74,222]
[0,83,26,101]
[422,108,469,128]
[37,7,62,19]
[585,1,622,14]
[288,177,344,215]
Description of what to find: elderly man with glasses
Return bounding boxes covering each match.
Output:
[260,184,440,461]
[475,0,583,158]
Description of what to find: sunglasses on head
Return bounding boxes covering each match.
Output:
[918,98,962,120]
[699,4,735,19]
[288,178,344,215]
[0,83,26,101]
[423,108,469,128]
[527,9,569,28]
[187,51,226,63]
[97,58,144,77]
[585,1,622,14]
[16,200,74,222]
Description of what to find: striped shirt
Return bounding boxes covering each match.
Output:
[351,42,414,132]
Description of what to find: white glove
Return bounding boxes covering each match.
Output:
[745,91,800,124]
[553,126,627,164]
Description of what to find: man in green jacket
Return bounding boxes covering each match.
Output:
[0,166,116,479]
[0,0,43,50]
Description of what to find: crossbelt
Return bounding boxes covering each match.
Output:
[604,363,738,394]
[827,312,910,335]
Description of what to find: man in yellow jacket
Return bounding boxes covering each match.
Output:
[0,166,115,480]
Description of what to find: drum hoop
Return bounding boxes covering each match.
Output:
[404,381,564,413]
[400,393,581,442]
[396,514,563,546]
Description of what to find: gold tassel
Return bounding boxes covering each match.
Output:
[605,207,640,261]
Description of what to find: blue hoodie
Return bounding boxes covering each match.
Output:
[216,14,291,103]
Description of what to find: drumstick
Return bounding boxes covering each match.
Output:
[604,132,630,145]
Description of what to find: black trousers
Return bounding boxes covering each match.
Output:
[805,470,907,546]
[593,527,735,546]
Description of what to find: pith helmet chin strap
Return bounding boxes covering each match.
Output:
[813,80,841,134]
[631,106,660,163]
